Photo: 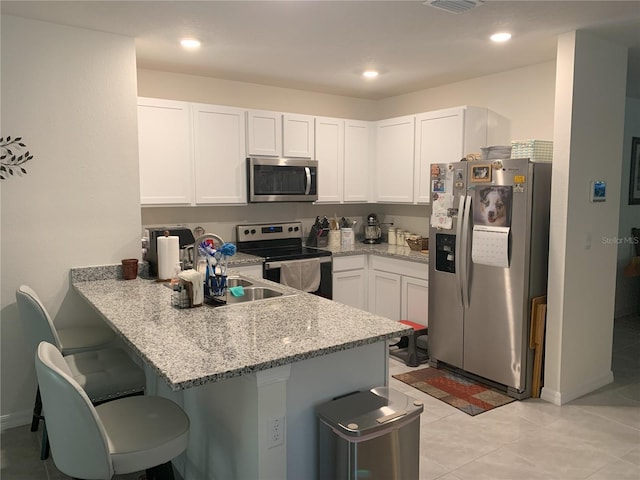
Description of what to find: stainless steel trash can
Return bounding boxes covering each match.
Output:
[316,386,424,480]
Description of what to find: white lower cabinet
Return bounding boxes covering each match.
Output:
[368,256,429,325]
[368,270,402,320]
[401,276,429,327]
[332,256,367,310]
[232,264,264,279]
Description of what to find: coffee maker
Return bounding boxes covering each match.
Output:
[363,213,382,244]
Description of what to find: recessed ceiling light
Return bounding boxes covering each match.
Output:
[180,38,201,49]
[363,70,379,78]
[490,32,512,43]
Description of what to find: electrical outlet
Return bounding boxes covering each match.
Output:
[267,416,285,448]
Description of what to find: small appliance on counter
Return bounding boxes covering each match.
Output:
[363,213,382,244]
[145,227,196,277]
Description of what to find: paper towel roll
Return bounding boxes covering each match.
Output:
[157,235,180,280]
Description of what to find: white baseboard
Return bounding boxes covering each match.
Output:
[540,370,614,405]
[1,409,32,432]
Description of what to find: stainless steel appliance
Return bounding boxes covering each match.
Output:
[316,387,423,480]
[146,227,196,277]
[247,157,318,202]
[236,222,332,299]
[428,158,551,398]
[363,213,382,244]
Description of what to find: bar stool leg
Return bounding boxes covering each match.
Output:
[40,422,50,460]
[31,387,42,432]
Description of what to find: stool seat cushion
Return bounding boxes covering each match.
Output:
[58,326,115,355]
[65,348,145,403]
[399,320,428,332]
[96,396,190,474]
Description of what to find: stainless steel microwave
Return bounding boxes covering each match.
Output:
[247,157,318,203]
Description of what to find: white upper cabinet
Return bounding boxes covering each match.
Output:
[375,115,416,203]
[193,104,247,204]
[138,97,193,205]
[246,110,282,157]
[246,110,315,158]
[414,106,495,204]
[344,120,373,203]
[283,114,315,158]
[315,117,344,203]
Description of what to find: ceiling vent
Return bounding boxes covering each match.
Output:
[425,0,483,14]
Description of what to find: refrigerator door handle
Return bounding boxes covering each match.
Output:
[454,194,466,306]
[461,194,472,308]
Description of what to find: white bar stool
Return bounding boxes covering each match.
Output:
[36,341,189,480]
[16,285,145,460]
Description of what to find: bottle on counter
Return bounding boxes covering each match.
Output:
[388,227,397,245]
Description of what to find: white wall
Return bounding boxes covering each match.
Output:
[0,16,141,426]
[616,98,640,317]
[375,61,557,141]
[542,31,628,405]
[137,68,378,120]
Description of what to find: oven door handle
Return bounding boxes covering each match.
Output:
[265,257,332,269]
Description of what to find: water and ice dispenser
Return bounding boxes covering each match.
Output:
[434,233,456,273]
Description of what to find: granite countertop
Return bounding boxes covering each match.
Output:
[318,242,429,263]
[72,272,411,391]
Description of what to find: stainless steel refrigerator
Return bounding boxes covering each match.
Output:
[428,158,551,398]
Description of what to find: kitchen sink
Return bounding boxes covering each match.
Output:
[226,277,253,288]
[234,286,282,301]
[203,275,295,307]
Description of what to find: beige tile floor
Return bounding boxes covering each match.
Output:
[389,313,640,480]
[2,314,638,479]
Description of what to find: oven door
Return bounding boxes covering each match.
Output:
[248,157,318,202]
[264,257,332,299]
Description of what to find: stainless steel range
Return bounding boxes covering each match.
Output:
[236,222,332,299]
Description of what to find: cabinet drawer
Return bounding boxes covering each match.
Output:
[370,256,428,279]
[333,255,366,272]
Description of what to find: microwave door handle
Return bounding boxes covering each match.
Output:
[304,167,311,195]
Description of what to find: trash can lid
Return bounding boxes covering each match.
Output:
[316,387,424,439]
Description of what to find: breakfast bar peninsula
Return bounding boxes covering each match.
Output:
[72,265,410,480]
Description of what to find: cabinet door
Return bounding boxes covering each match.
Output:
[401,276,429,326]
[246,110,282,156]
[283,114,315,158]
[414,108,465,204]
[333,270,367,310]
[375,115,415,203]
[193,104,246,204]
[138,98,193,205]
[232,264,264,279]
[315,117,344,203]
[368,270,401,320]
[344,120,372,203]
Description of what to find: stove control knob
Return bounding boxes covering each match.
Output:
[288,227,293,232]
[294,226,299,231]
[243,229,250,235]
[251,229,256,234]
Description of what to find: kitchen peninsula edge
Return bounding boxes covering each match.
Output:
[71,262,411,480]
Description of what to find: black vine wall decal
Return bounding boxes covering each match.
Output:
[1,136,35,180]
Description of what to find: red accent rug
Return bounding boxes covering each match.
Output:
[393,367,516,416]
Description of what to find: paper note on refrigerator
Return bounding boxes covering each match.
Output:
[471,225,510,267]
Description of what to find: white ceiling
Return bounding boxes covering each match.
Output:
[3,0,640,100]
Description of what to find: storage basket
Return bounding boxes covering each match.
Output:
[406,237,428,252]
[511,140,553,162]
